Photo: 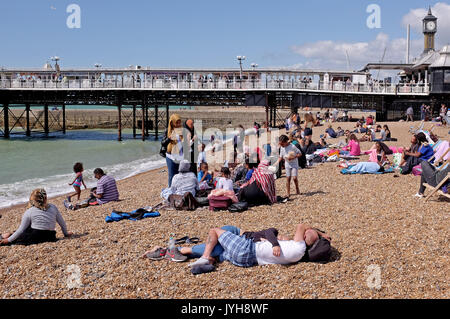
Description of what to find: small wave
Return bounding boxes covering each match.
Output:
[0,155,166,209]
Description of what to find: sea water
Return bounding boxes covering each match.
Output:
[0,129,166,209]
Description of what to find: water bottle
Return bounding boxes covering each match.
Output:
[168,234,175,250]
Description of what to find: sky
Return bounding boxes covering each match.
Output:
[0,0,449,71]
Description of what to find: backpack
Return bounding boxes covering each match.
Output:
[228,201,249,213]
[300,230,331,263]
[160,131,171,158]
[208,196,232,211]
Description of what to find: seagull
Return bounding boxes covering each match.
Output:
[50,6,56,10]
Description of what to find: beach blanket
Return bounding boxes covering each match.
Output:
[341,162,395,175]
[105,208,160,223]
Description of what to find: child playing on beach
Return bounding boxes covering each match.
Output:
[215,167,234,191]
[67,162,87,202]
[275,135,302,198]
[198,162,213,190]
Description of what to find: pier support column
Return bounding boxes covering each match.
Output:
[62,104,66,134]
[155,105,159,141]
[26,104,31,137]
[118,105,122,142]
[44,104,49,136]
[145,106,149,137]
[142,105,146,141]
[166,105,169,130]
[3,104,9,139]
[132,104,137,139]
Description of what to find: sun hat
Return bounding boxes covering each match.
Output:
[179,160,191,173]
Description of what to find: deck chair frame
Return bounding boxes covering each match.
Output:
[424,159,450,202]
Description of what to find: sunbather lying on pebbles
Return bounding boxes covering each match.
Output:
[143,224,330,269]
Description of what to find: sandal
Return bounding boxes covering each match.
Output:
[175,237,201,245]
[174,236,189,245]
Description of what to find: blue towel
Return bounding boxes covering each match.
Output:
[105,210,161,223]
[341,163,395,175]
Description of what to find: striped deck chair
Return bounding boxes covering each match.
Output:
[424,160,450,202]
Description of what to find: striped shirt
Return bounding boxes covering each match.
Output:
[96,175,119,204]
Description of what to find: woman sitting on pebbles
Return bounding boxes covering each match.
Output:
[1,189,72,246]
[238,159,277,206]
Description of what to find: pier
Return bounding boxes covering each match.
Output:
[0,67,446,140]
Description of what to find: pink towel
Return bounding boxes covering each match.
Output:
[208,189,239,203]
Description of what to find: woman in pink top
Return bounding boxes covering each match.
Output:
[343,134,361,156]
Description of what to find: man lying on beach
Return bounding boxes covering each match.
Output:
[143,224,329,268]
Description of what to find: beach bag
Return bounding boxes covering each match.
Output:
[301,236,331,263]
[393,153,402,167]
[169,193,199,211]
[208,196,232,211]
[195,197,210,207]
[228,201,249,213]
[412,165,422,176]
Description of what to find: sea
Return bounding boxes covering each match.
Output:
[0,128,166,209]
[0,105,254,209]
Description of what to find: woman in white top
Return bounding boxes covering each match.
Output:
[216,167,234,191]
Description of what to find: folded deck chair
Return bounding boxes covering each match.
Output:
[424,160,450,202]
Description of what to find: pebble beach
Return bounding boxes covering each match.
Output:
[0,120,448,299]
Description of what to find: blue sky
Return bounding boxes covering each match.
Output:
[0,0,447,69]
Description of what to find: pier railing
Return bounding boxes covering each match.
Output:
[0,79,430,95]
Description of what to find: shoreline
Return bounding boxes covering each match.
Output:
[0,164,167,215]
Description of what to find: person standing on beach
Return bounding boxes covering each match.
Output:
[183,119,198,175]
[67,162,87,202]
[275,135,301,198]
[406,106,414,122]
[161,114,184,187]
[1,189,73,246]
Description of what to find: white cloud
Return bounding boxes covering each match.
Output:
[289,2,450,71]
[291,33,422,70]
[402,2,450,47]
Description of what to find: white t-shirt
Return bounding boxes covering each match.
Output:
[197,151,206,167]
[255,240,306,266]
[216,177,234,191]
[280,144,301,169]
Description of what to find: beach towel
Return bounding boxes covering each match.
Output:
[105,208,160,223]
[341,162,394,175]
[433,141,449,161]
[208,189,239,203]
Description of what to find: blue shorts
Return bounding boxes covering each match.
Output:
[218,231,257,268]
[190,226,240,261]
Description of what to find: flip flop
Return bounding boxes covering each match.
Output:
[175,237,201,245]
[175,236,189,245]
[186,237,200,244]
